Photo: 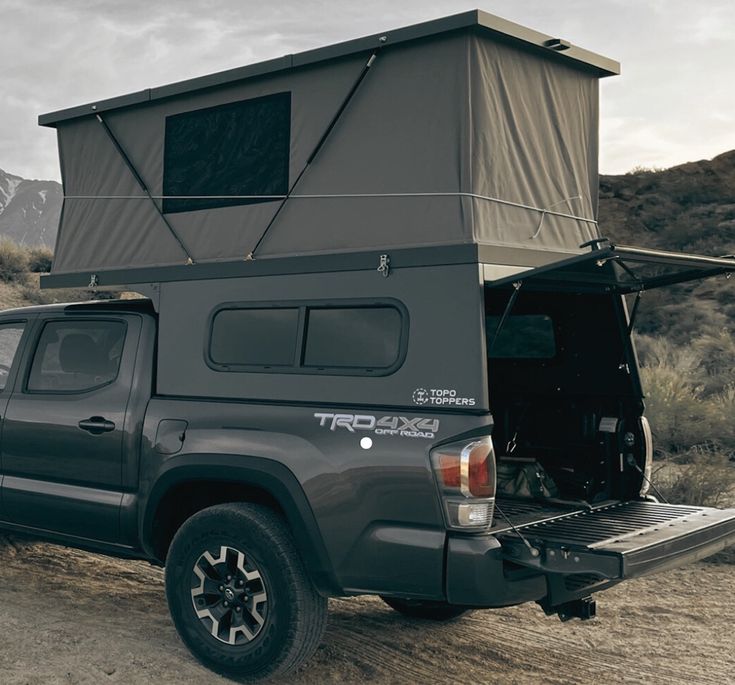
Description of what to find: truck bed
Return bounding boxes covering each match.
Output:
[491,497,589,532]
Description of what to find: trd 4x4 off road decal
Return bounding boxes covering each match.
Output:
[314,413,440,439]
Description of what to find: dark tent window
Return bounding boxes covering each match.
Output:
[163,92,291,214]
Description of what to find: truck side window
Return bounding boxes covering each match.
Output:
[303,307,402,370]
[27,320,127,393]
[0,322,25,391]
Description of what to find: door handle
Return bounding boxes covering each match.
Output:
[78,416,116,434]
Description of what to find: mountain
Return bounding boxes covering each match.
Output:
[598,150,735,344]
[0,168,61,248]
[599,150,735,255]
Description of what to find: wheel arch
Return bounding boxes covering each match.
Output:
[141,454,340,596]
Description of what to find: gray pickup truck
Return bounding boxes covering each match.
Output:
[2,252,735,680]
[19,9,735,682]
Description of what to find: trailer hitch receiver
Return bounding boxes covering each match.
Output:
[540,596,597,622]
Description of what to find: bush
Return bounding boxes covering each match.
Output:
[19,284,118,306]
[637,334,735,452]
[27,246,53,273]
[652,452,735,564]
[654,452,735,508]
[637,336,712,451]
[0,239,30,284]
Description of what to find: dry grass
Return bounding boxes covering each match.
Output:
[0,239,30,285]
[654,453,735,509]
[653,453,735,563]
[26,246,53,273]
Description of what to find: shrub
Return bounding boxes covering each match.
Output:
[19,284,117,306]
[27,246,53,273]
[654,452,735,508]
[652,451,735,564]
[637,337,712,452]
[636,334,735,453]
[0,239,30,284]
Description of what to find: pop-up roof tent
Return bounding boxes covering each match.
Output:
[39,10,621,287]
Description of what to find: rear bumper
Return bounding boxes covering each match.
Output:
[445,535,548,607]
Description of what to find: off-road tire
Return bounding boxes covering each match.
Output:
[380,596,470,621]
[165,503,327,681]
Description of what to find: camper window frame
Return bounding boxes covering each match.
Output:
[204,297,409,377]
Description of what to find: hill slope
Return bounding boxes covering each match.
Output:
[0,168,61,248]
[599,150,735,344]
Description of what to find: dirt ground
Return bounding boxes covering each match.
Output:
[0,534,732,685]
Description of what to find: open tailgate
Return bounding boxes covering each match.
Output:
[499,500,735,580]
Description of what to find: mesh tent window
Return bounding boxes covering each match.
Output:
[162,92,291,214]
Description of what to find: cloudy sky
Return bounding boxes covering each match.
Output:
[1,0,733,181]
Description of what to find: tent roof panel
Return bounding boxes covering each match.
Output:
[38,9,619,127]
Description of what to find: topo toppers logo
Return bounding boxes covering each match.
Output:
[412,388,429,405]
[412,387,477,407]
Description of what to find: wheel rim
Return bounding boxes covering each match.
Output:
[190,544,268,645]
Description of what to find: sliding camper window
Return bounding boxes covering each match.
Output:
[207,301,406,375]
[162,92,291,214]
[303,307,402,370]
[210,308,300,367]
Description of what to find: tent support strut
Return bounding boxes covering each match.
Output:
[246,46,383,260]
[488,281,523,357]
[95,114,196,264]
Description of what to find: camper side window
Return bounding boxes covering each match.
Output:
[303,307,402,370]
[208,302,406,375]
[210,308,300,367]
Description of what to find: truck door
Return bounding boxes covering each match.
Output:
[0,314,141,543]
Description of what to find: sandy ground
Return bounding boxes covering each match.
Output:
[0,534,733,685]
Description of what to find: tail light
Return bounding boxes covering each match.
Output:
[430,436,496,530]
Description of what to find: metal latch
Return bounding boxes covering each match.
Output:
[377,254,391,277]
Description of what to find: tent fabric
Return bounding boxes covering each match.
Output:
[51,29,602,276]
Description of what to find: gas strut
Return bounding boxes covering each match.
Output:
[95,114,196,264]
[488,281,523,356]
[247,41,386,260]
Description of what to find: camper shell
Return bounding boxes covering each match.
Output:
[14,8,735,681]
[36,8,625,409]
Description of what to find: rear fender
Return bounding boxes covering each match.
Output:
[141,453,340,595]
